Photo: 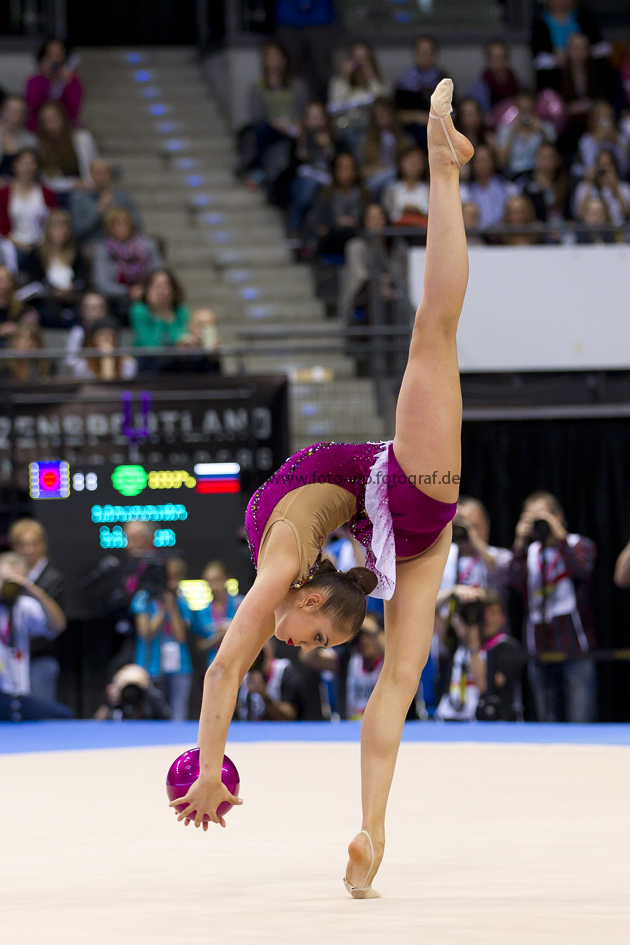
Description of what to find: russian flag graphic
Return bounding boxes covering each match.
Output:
[193,462,240,494]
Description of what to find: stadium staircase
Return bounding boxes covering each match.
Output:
[79,47,385,449]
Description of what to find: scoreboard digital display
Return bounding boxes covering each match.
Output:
[30,463,252,619]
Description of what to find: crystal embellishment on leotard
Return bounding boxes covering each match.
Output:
[363,441,396,600]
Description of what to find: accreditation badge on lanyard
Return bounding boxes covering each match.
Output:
[532,547,564,604]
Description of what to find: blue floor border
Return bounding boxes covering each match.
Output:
[1,720,629,755]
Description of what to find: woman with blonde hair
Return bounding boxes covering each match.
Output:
[92,206,163,323]
[22,208,87,326]
[500,194,540,246]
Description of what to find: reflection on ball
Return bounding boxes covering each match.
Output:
[166,748,240,820]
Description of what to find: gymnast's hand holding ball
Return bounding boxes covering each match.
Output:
[167,748,242,830]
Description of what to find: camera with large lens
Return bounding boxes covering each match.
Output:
[452,523,469,544]
[0,580,23,604]
[453,596,486,627]
[531,518,551,542]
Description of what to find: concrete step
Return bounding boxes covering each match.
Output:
[223,266,313,292]
[94,135,233,156]
[86,117,228,139]
[213,244,293,267]
[84,102,223,121]
[244,300,324,320]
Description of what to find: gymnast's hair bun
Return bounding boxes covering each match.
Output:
[345,566,378,595]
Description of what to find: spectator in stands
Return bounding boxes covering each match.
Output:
[64,290,108,375]
[274,0,336,102]
[93,663,171,720]
[173,307,221,374]
[6,324,48,382]
[467,42,520,113]
[346,613,384,719]
[0,95,39,179]
[8,519,66,704]
[20,208,88,327]
[0,266,22,345]
[499,194,541,246]
[0,234,17,273]
[509,489,597,723]
[25,38,83,132]
[131,556,192,721]
[327,43,388,152]
[531,0,609,93]
[573,148,630,226]
[435,588,525,722]
[237,42,307,189]
[0,551,72,721]
[341,202,395,328]
[235,639,304,721]
[575,194,616,244]
[36,101,98,200]
[518,143,569,222]
[559,32,620,156]
[456,97,493,152]
[130,268,190,353]
[70,158,142,248]
[495,89,557,180]
[80,315,137,380]
[394,36,446,149]
[361,98,409,199]
[574,100,629,178]
[462,201,485,245]
[460,144,516,229]
[307,151,368,258]
[383,146,429,226]
[0,149,57,254]
[92,207,163,322]
[287,101,337,238]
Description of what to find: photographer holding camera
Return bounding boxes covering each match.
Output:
[0,551,73,720]
[93,663,171,720]
[509,490,597,722]
[435,587,525,721]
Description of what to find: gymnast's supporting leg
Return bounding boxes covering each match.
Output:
[344,80,473,894]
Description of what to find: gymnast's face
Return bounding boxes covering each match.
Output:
[274,589,348,652]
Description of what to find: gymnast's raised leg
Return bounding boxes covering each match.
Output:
[344,79,474,896]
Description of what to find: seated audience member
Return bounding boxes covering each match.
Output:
[460,144,517,229]
[0,234,18,273]
[237,41,307,188]
[236,639,304,721]
[559,32,620,155]
[340,202,395,327]
[435,587,525,722]
[531,0,609,93]
[518,143,568,222]
[383,146,429,226]
[456,98,494,183]
[462,201,485,245]
[287,101,337,237]
[5,325,48,382]
[0,149,57,253]
[9,519,66,704]
[92,207,163,322]
[346,614,384,719]
[573,148,630,226]
[510,490,597,723]
[70,158,142,248]
[495,89,557,180]
[0,265,22,345]
[0,95,39,179]
[467,42,520,113]
[131,557,192,722]
[172,307,221,374]
[327,43,388,150]
[130,268,190,352]
[499,194,540,246]
[307,152,369,258]
[79,315,137,380]
[25,38,83,131]
[361,97,410,199]
[64,290,108,374]
[37,101,98,199]
[575,194,616,244]
[21,208,87,327]
[394,35,446,148]
[0,551,72,721]
[574,101,629,179]
[94,664,171,720]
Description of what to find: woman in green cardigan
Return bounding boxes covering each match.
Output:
[130,269,189,371]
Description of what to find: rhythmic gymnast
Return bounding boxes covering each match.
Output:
[170,78,474,899]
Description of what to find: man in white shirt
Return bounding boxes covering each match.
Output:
[0,552,73,720]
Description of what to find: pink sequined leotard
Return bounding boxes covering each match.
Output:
[245,441,456,600]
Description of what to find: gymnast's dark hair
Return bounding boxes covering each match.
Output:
[304,558,378,636]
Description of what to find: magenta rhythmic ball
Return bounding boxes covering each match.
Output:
[166,748,240,820]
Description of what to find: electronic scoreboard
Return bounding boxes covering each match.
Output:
[28,461,252,619]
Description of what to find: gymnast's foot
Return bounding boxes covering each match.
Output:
[428,78,474,170]
[343,830,383,899]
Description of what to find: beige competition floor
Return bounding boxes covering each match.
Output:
[1,740,629,945]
